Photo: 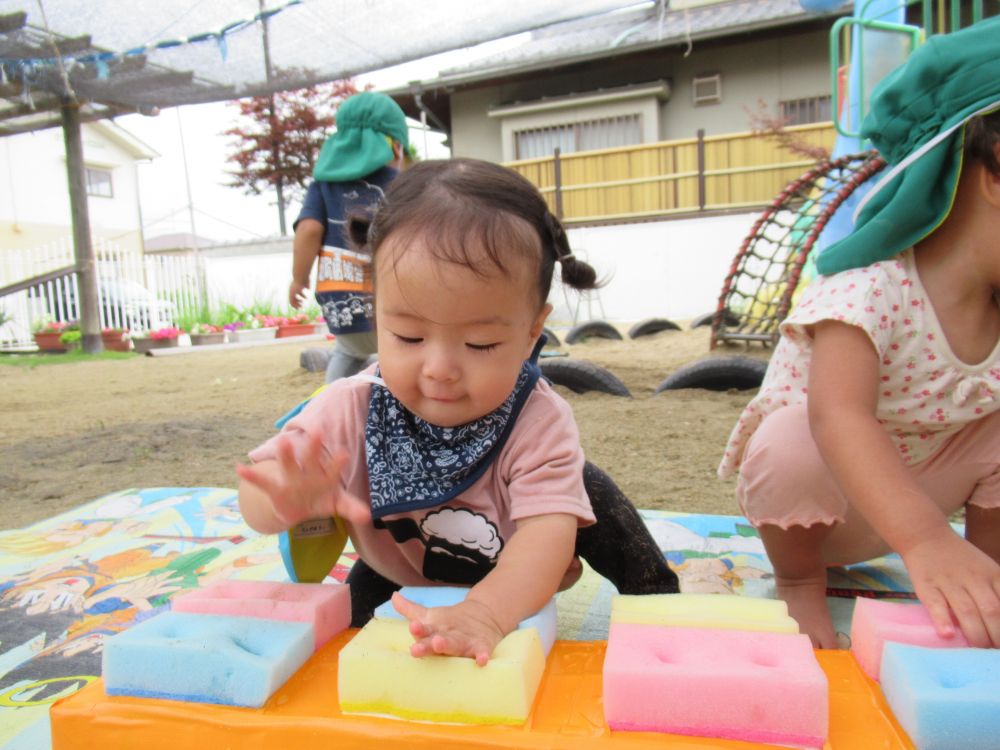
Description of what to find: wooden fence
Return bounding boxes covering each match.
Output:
[505,122,837,224]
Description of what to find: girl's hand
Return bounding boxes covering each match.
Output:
[902,531,1000,648]
[236,433,371,528]
[391,591,505,666]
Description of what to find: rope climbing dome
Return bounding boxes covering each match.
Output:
[710,151,887,349]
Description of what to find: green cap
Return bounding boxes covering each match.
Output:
[312,92,409,182]
[817,17,1000,276]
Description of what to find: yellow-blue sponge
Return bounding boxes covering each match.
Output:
[102,611,314,708]
[880,642,1000,750]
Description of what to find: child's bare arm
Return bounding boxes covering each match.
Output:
[236,432,371,534]
[810,320,1000,647]
[391,512,578,665]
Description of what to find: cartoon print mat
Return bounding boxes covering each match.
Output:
[0,488,917,750]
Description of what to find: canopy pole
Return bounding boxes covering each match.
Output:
[61,100,103,353]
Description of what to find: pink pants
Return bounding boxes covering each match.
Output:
[736,404,1000,563]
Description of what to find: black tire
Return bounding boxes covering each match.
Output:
[564,319,623,344]
[689,308,741,329]
[542,327,561,347]
[540,358,631,397]
[628,317,681,339]
[300,347,332,373]
[655,356,769,392]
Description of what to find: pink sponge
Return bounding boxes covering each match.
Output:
[172,580,350,651]
[603,623,827,747]
[849,597,969,680]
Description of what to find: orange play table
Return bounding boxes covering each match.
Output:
[50,630,915,749]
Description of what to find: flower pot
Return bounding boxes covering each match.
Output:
[132,337,180,354]
[101,330,132,352]
[191,332,226,346]
[276,323,316,339]
[34,332,67,352]
[229,326,277,343]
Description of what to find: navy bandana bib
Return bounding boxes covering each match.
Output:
[364,339,544,519]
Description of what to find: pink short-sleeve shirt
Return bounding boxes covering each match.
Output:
[719,249,1000,478]
[250,373,595,586]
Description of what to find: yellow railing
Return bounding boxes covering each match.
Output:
[505,123,837,224]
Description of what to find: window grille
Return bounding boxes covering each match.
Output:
[85,167,114,198]
[779,96,832,126]
[513,114,642,160]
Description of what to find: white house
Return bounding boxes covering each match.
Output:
[0,119,157,257]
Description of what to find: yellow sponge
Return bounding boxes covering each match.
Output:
[338,619,545,724]
[611,593,799,633]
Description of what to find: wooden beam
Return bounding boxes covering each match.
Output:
[0,11,27,33]
[0,34,92,59]
[76,69,194,99]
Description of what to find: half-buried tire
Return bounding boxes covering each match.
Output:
[542,327,561,347]
[628,317,681,339]
[655,356,769,392]
[564,319,623,344]
[540,358,631,397]
[689,308,741,329]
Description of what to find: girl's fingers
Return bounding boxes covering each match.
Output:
[235,463,280,497]
[921,587,957,640]
[970,581,1000,648]
[392,592,427,625]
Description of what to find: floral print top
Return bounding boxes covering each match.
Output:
[719,248,1000,478]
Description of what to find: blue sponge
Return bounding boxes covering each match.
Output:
[102,611,314,708]
[373,586,558,656]
[880,642,1000,750]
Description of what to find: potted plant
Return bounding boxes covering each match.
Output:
[226,314,277,343]
[131,326,182,354]
[276,312,319,338]
[189,322,226,346]
[101,327,132,352]
[33,319,75,352]
[59,329,83,351]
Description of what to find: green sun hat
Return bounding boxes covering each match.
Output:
[817,16,1000,276]
[312,92,409,182]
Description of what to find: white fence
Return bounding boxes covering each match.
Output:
[0,236,204,350]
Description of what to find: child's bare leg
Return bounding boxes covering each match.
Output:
[966,505,1000,564]
[757,522,839,649]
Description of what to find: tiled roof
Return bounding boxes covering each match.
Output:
[435,0,851,83]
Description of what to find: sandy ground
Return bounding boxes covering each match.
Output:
[1,324,771,530]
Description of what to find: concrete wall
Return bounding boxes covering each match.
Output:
[193,212,758,326]
[551,212,757,327]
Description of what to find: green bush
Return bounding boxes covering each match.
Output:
[59,330,83,350]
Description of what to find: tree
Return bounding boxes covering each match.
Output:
[223,77,360,235]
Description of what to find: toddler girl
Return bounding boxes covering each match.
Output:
[720,20,1000,649]
[239,158,677,664]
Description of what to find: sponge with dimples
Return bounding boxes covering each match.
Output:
[850,597,969,680]
[611,593,799,633]
[171,579,350,651]
[603,622,827,747]
[880,642,1000,750]
[102,611,313,708]
[373,586,557,655]
[338,617,545,724]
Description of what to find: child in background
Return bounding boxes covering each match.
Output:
[719,19,1000,649]
[240,158,677,664]
[290,91,408,383]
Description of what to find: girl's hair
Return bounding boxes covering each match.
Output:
[965,108,1000,176]
[348,158,599,306]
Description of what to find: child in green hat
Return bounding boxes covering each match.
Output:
[719,18,1000,649]
[290,91,409,383]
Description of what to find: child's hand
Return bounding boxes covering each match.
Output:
[391,591,505,666]
[902,532,1000,648]
[236,433,371,528]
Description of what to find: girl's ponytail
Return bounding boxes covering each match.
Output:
[543,211,598,291]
